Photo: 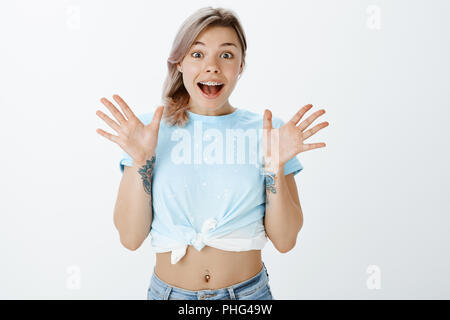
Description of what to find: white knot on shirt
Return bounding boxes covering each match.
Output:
[193,218,218,247]
[201,218,218,233]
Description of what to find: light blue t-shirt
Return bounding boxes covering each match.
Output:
[119,108,303,261]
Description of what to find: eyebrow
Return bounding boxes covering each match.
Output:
[192,41,238,48]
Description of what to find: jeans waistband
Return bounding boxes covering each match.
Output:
[150,261,269,297]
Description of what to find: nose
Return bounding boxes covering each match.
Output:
[204,57,221,74]
[205,65,220,74]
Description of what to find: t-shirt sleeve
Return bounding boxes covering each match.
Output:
[272,116,304,176]
[119,112,154,174]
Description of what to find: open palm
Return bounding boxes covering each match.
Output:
[262,104,329,170]
[95,94,164,165]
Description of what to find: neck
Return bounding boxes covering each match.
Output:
[188,100,236,116]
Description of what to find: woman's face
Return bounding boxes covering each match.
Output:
[177,25,243,115]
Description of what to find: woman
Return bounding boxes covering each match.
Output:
[95,7,328,300]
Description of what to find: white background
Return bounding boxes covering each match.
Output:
[0,0,449,299]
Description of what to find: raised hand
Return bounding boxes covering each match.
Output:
[95,94,164,166]
[262,104,328,170]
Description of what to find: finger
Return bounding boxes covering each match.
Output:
[302,121,329,141]
[269,123,280,169]
[96,109,121,133]
[96,128,120,144]
[151,106,165,131]
[113,94,138,121]
[263,109,272,158]
[263,109,272,130]
[302,142,326,151]
[297,109,326,132]
[100,97,127,125]
[290,104,313,125]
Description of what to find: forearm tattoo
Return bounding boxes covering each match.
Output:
[137,156,156,196]
[261,158,278,207]
[264,171,277,194]
[263,170,277,207]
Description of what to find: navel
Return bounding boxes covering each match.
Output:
[204,269,211,282]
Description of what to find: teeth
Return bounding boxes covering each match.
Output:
[199,81,223,86]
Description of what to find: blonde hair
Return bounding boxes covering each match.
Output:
[160,6,247,127]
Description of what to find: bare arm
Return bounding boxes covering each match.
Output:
[95,94,164,251]
[261,104,328,253]
[264,170,303,253]
[113,156,155,250]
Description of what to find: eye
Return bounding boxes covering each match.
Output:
[191,51,234,59]
[222,52,233,59]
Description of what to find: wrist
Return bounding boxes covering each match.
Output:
[262,157,285,175]
[265,165,284,176]
[132,153,156,169]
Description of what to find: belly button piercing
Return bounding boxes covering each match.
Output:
[204,269,211,282]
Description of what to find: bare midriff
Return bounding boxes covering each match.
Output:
[154,245,263,290]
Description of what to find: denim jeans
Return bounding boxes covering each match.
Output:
[147,261,274,300]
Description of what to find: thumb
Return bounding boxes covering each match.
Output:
[151,105,164,130]
[263,109,273,159]
[263,109,273,130]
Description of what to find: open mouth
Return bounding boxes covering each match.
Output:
[197,82,225,99]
